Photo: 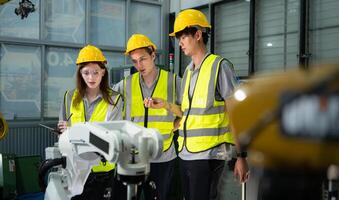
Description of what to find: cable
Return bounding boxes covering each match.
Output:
[38,157,66,192]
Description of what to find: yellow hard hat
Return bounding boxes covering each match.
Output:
[76,45,107,65]
[169,9,211,37]
[125,34,157,55]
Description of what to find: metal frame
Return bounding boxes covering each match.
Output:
[283,0,288,70]
[209,3,215,53]
[248,0,255,75]
[132,0,162,6]
[298,0,310,68]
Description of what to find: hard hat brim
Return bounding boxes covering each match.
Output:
[76,60,107,65]
[169,32,176,37]
[169,25,211,37]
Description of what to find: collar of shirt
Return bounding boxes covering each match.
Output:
[139,67,160,89]
[188,53,210,72]
[82,93,103,107]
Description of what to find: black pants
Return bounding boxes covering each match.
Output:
[179,159,225,200]
[71,170,126,200]
[139,159,176,200]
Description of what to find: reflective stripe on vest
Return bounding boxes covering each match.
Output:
[124,69,176,151]
[178,54,234,153]
[64,89,119,172]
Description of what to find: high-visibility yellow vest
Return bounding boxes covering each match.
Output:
[123,69,176,151]
[64,89,120,172]
[178,54,234,153]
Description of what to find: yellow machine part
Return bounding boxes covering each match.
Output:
[0,112,8,140]
[0,0,10,5]
[228,64,339,170]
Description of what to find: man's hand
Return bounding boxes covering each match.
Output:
[144,97,167,109]
[144,97,183,117]
[234,157,249,183]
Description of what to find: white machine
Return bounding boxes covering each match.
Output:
[42,120,163,200]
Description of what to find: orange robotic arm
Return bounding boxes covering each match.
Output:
[228,64,339,170]
[0,112,8,140]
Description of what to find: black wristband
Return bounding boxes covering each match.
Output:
[237,151,247,158]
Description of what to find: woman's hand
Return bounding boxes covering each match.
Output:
[57,121,67,133]
[144,97,167,109]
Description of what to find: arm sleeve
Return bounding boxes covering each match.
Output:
[112,80,124,95]
[216,59,239,100]
[59,92,67,121]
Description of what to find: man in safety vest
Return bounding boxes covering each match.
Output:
[58,45,125,199]
[145,9,249,200]
[113,34,181,200]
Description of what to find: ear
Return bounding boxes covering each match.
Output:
[101,68,105,76]
[195,30,203,42]
[151,52,156,61]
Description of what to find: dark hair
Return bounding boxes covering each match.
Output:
[130,46,154,56]
[73,62,114,107]
[175,27,210,45]
[145,46,154,55]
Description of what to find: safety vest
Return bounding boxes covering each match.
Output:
[178,54,234,153]
[123,69,176,151]
[64,89,121,172]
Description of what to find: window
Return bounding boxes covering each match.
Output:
[90,0,126,47]
[129,2,161,48]
[43,0,85,43]
[0,0,167,120]
[44,47,78,118]
[0,0,40,39]
[104,51,125,85]
[309,0,339,64]
[214,1,250,77]
[255,0,299,73]
[105,51,125,70]
[43,49,125,117]
[0,44,41,119]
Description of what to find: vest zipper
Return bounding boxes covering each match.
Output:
[144,107,148,128]
[83,100,87,121]
[140,70,161,128]
[183,96,193,149]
